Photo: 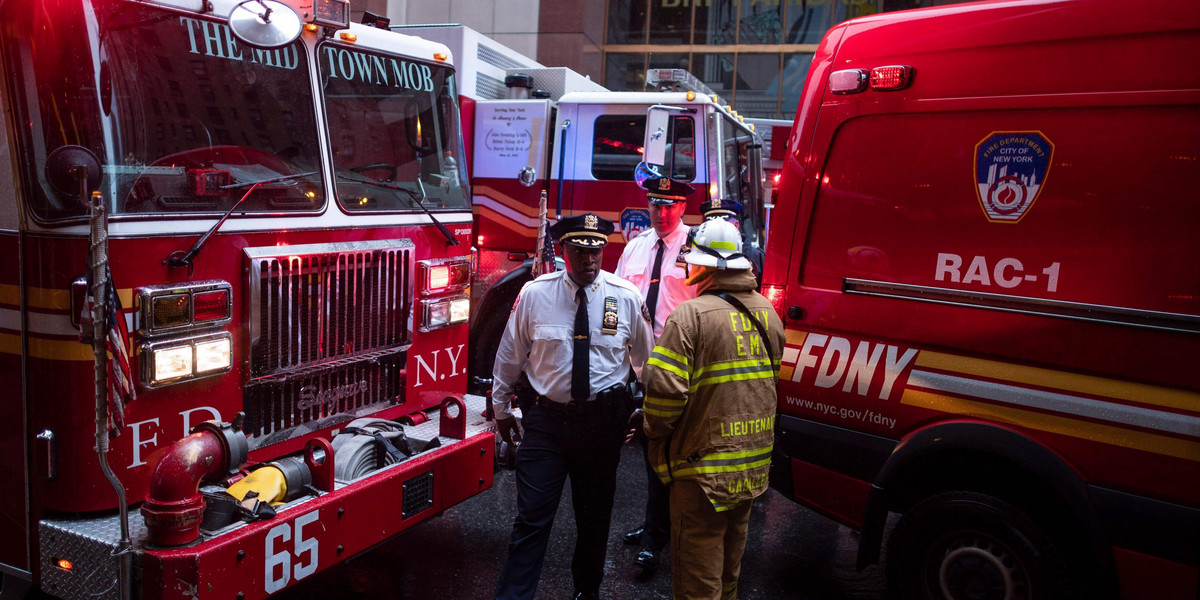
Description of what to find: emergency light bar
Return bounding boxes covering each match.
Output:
[313,0,350,30]
[646,69,717,98]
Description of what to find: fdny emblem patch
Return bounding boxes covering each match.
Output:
[619,207,651,242]
[974,131,1054,223]
[640,302,652,325]
[603,297,619,334]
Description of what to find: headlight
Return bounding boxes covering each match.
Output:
[195,338,232,373]
[420,294,470,332]
[142,332,233,387]
[153,346,193,382]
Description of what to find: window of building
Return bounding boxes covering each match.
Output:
[693,53,734,98]
[739,1,783,45]
[605,53,646,91]
[694,1,737,45]
[648,0,692,44]
[607,0,648,44]
[780,53,814,120]
[648,52,689,73]
[784,0,834,44]
[734,53,781,118]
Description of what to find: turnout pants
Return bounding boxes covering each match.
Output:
[669,479,753,600]
[494,402,625,600]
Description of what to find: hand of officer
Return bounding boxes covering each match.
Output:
[624,408,644,444]
[496,415,522,446]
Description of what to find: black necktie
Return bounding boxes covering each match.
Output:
[645,239,665,328]
[571,287,590,402]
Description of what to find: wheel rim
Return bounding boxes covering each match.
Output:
[932,534,1029,600]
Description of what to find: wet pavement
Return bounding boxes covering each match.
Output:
[277,443,887,600]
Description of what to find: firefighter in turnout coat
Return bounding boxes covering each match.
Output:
[642,218,785,600]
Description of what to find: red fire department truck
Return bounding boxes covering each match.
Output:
[0,0,496,597]
[755,0,1200,598]
[404,27,770,391]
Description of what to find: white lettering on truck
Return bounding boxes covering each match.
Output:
[792,334,916,401]
[935,252,1060,293]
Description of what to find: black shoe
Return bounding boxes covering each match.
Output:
[573,591,599,600]
[633,548,659,580]
[623,526,645,546]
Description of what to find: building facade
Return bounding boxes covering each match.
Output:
[355,0,966,119]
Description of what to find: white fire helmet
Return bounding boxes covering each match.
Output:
[684,218,751,271]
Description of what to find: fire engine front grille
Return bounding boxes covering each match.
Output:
[244,240,414,445]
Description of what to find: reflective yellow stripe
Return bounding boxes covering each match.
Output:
[672,457,772,477]
[0,284,132,310]
[709,240,736,250]
[0,333,95,361]
[692,358,770,380]
[690,369,776,393]
[644,405,684,418]
[648,356,689,380]
[902,389,1200,462]
[653,346,690,368]
[916,349,1200,413]
[644,394,685,408]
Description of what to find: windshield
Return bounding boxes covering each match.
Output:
[320,43,470,212]
[0,0,323,222]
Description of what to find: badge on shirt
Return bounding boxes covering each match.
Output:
[603,296,619,334]
[640,302,652,325]
[675,245,692,268]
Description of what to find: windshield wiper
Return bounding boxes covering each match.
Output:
[336,173,459,246]
[165,170,318,275]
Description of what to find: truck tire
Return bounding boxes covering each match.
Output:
[885,491,1074,600]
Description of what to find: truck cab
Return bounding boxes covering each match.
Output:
[764,1,1200,598]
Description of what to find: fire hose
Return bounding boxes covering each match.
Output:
[331,418,440,480]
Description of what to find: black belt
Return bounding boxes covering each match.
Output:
[522,383,627,417]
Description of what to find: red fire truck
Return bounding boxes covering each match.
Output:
[757,0,1200,598]
[405,27,771,391]
[0,0,496,597]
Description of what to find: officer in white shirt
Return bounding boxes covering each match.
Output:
[616,176,697,340]
[614,175,698,579]
[492,213,654,600]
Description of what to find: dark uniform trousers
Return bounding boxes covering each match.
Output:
[670,479,753,600]
[637,437,671,551]
[494,393,629,600]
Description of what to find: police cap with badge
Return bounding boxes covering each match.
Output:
[549,213,614,248]
[701,198,743,219]
[640,176,696,206]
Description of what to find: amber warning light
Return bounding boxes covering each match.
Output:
[55,558,73,572]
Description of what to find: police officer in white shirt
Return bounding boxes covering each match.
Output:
[614,174,698,579]
[492,213,654,600]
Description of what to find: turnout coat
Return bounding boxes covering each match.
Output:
[642,268,785,511]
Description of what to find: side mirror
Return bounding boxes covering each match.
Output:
[228,0,302,50]
[746,143,764,209]
[643,106,671,168]
[45,145,101,207]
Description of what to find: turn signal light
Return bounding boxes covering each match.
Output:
[55,558,73,572]
[193,290,230,322]
[152,294,190,330]
[870,65,912,91]
[139,281,232,334]
[419,259,470,295]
